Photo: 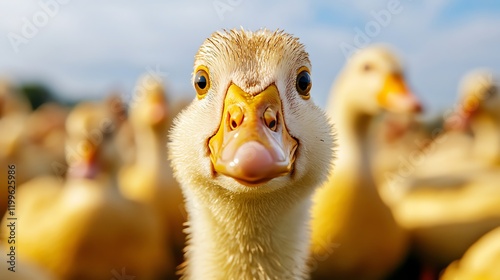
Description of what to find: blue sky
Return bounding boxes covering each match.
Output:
[0,0,499,115]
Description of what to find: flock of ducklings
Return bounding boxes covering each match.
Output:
[0,29,499,280]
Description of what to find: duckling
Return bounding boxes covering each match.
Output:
[446,69,500,165]
[0,102,67,219]
[310,45,421,280]
[1,101,173,279]
[168,28,335,279]
[119,74,185,267]
[441,226,500,280]
[391,166,500,267]
[0,79,31,118]
[387,70,500,268]
[409,70,500,181]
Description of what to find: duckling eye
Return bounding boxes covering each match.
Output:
[194,69,210,97]
[487,85,497,98]
[363,63,373,72]
[102,130,113,140]
[296,70,312,99]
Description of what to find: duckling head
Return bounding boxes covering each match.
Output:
[169,28,335,195]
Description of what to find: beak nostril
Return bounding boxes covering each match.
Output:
[264,107,278,131]
[228,106,244,131]
[230,120,238,130]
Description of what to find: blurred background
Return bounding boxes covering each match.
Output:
[1,0,499,115]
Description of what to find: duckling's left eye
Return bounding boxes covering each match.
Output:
[363,63,373,72]
[487,85,497,98]
[296,70,312,99]
[194,69,210,98]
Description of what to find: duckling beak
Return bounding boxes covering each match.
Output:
[133,95,168,127]
[461,93,483,116]
[209,84,298,186]
[378,73,422,113]
[445,96,478,132]
[147,92,169,125]
[67,140,99,179]
[148,103,168,126]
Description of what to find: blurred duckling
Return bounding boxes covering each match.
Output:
[381,70,500,274]
[104,92,137,166]
[445,69,500,165]
[0,79,31,118]
[0,102,68,219]
[0,102,67,182]
[392,168,500,267]
[1,100,173,279]
[408,70,500,180]
[310,45,421,279]
[369,109,429,205]
[118,74,186,266]
[441,226,500,280]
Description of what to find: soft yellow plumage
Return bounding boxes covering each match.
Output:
[310,45,418,279]
[441,226,500,280]
[169,28,335,279]
[1,101,171,279]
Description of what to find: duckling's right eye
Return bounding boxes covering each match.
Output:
[487,85,497,98]
[194,69,210,98]
[296,70,312,99]
[363,63,373,72]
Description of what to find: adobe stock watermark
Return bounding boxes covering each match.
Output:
[339,0,404,59]
[213,0,244,21]
[7,0,71,54]
[111,267,135,280]
[309,234,341,273]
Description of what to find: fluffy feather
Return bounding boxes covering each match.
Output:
[169,28,335,279]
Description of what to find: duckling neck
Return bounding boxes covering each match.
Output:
[184,186,312,279]
[471,111,500,164]
[331,100,374,184]
[134,126,167,169]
